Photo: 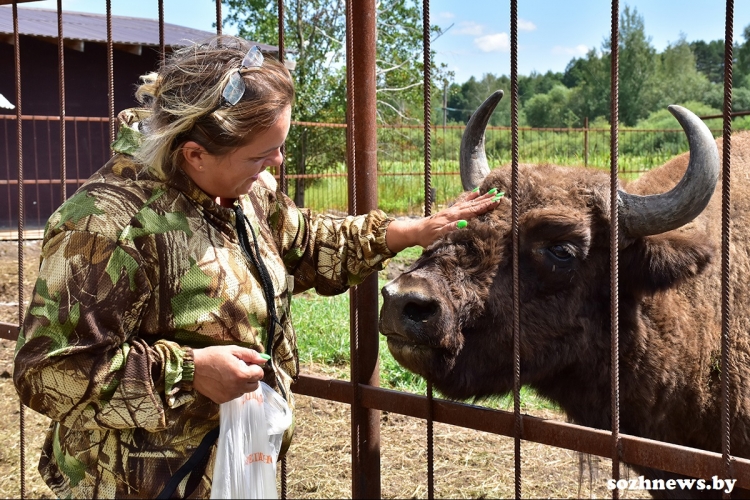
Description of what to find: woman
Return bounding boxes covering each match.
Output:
[13,36,501,499]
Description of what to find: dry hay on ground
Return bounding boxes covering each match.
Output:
[0,240,649,498]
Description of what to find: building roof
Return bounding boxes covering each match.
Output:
[0,6,277,54]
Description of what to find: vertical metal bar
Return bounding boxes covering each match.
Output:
[277,0,287,196]
[57,0,66,201]
[106,0,114,145]
[510,0,521,497]
[609,1,621,498]
[272,13,290,497]
[74,119,81,190]
[344,1,360,496]
[3,119,10,228]
[584,117,589,168]
[422,0,435,498]
[348,1,380,498]
[277,3,288,495]
[31,118,40,225]
[158,0,165,65]
[215,0,222,36]
[12,2,26,498]
[721,0,734,492]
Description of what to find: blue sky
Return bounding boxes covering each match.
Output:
[24,0,750,84]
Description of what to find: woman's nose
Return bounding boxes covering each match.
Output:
[266,148,284,166]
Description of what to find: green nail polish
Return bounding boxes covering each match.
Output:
[457,220,468,229]
[259,353,271,361]
[472,187,479,192]
[493,192,505,201]
[487,188,498,195]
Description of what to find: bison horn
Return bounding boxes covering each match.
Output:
[618,105,720,238]
[460,90,503,191]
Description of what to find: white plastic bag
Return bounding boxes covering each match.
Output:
[211,381,292,499]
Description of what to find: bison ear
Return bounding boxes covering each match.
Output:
[620,232,715,293]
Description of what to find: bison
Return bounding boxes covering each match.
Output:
[379,90,750,498]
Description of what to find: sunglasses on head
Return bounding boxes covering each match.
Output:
[220,45,264,107]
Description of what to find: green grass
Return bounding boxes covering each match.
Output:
[291,247,559,412]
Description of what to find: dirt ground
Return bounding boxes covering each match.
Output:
[0,240,649,499]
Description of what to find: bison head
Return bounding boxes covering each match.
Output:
[379,91,720,415]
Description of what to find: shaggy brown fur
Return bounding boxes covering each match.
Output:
[379,132,750,499]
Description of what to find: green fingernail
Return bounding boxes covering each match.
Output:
[259,353,271,361]
[487,188,498,195]
[457,220,468,229]
[493,192,505,201]
[472,187,479,192]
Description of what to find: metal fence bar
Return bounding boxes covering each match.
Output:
[348,1,381,497]
[721,0,735,490]
[421,0,435,498]
[509,0,522,496]
[292,374,750,489]
[11,2,27,497]
[609,1,622,498]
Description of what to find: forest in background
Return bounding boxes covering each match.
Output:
[445,5,750,130]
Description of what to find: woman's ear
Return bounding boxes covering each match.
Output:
[181,141,207,173]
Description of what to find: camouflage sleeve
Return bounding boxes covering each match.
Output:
[13,229,195,432]
[258,188,396,296]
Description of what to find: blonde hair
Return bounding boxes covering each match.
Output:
[134,35,295,179]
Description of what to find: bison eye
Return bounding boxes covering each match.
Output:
[548,244,574,262]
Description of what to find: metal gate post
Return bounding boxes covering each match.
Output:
[348,0,381,498]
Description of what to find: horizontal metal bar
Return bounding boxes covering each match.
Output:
[0,322,19,342]
[0,179,88,185]
[293,373,750,489]
[0,115,110,123]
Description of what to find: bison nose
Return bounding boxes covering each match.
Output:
[380,282,440,335]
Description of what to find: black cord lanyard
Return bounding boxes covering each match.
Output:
[233,204,287,400]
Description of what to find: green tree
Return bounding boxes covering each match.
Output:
[605,5,658,126]
[690,39,726,84]
[737,24,750,87]
[564,48,610,125]
[524,85,578,128]
[652,36,711,110]
[446,73,515,126]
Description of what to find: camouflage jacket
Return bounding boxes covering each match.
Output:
[14,119,394,498]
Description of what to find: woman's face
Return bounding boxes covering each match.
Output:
[185,105,291,200]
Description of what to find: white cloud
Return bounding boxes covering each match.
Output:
[453,21,484,36]
[475,33,510,53]
[551,44,589,56]
[518,18,536,31]
[436,11,455,20]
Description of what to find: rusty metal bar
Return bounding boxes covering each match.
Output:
[276,2,288,496]
[421,0,435,498]
[509,0,522,497]
[158,0,165,65]
[277,0,287,196]
[56,0,66,201]
[106,0,114,145]
[721,0,734,490]
[12,3,26,498]
[348,1,380,498]
[215,0,222,36]
[2,118,10,228]
[609,1,622,498]
[0,322,20,342]
[292,374,750,490]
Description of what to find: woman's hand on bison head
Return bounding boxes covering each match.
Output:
[386,188,504,252]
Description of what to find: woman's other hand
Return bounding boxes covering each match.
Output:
[193,345,269,404]
[386,188,503,252]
